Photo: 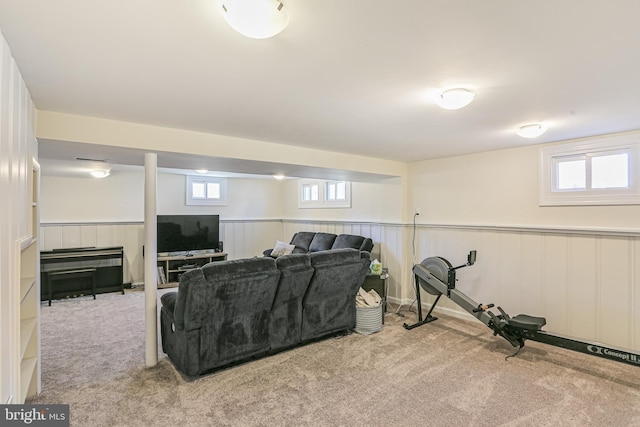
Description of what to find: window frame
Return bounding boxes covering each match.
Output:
[539,134,640,206]
[186,175,228,206]
[298,179,351,209]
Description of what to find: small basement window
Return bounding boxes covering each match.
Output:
[539,134,640,205]
[299,179,351,208]
[186,176,227,206]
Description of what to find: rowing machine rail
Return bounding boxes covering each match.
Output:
[404,251,640,368]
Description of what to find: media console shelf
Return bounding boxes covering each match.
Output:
[157,252,227,285]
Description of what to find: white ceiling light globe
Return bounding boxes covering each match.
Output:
[434,88,475,110]
[516,123,548,138]
[219,0,289,39]
[90,169,110,178]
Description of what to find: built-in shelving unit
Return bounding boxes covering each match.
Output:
[17,159,40,403]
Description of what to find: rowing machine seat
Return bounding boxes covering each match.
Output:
[509,314,546,331]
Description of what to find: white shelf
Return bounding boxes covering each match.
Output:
[20,276,36,303]
[19,357,37,404]
[19,317,37,360]
[16,159,40,403]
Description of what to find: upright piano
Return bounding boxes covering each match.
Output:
[40,246,124,303]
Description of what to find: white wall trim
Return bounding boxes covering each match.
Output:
[413,223,640,237]
[41,219,640,238]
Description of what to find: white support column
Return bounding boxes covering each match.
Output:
[144,153,158,367]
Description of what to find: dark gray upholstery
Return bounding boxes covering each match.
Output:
[308,232,337,252]
[161,257,281,376]
[332,234,374,253]
[301,249,370,342]
[264,232,374,257]
[270,254,314,352]
[290,232,316,253]
[161,249,370,377]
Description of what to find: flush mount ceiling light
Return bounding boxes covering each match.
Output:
[516,123,548,138]
[196,169,208,174]
[272,174,285,180]
[434,88,475,110]
[90,169,110,179]
[219,0,289,39]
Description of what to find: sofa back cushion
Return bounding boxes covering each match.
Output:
[331,234,373,253]
[271,254,315,351]
[197,257,281,371]
[289,232,316,253]
[173,268,209,332]
[301,248,369,341]
[308,232,337,252]
[201,257,276,280]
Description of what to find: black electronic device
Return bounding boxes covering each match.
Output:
[157,214,220,255]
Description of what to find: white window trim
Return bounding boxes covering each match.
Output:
[186,176,228,206]
[539,134,640,206]
[298,179,351,209]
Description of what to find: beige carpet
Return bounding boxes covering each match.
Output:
[30,289,640,426]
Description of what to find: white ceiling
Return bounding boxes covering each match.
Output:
[1,1,640,174]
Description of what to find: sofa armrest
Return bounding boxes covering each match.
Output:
[263,248,275,257]
[160,291,178,315]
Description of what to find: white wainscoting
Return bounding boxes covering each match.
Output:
[40,220,284,285]
[39,220,639,352]
[281,220,406,305]
[412,225,640,353]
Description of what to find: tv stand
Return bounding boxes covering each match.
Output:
[157,252,227,285]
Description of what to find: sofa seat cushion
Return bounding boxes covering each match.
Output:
[308,232,337,252]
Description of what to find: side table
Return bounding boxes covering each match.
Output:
[361,268,389,323]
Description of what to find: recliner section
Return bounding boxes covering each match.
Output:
[160,248,370,377]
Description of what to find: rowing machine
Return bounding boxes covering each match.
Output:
[403,250,640,368]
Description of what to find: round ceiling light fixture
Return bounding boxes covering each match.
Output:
[219,0,289,39]
[516,123,548,138]
[272,174,285,180]
[90,169,111,179]
[434,88,475,110]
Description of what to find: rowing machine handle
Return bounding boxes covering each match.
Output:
[472,303,494,313]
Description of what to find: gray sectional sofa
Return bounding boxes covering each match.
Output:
[160,248,370,377]
[263,232,374,257]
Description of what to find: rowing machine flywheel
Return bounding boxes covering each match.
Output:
[418,256,452,295]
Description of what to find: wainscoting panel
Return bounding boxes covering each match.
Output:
[41,220,283,285]
[414,226,639,352]
[39,220,639,351]
[220,220,282,260]
[41,223,145,285]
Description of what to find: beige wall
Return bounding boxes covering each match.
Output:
[157,174,284,220]
[405,134,640,352]
[37,110,407,179]
[40,172,285,223]
[281,177,404,223]
[408,136,640,229]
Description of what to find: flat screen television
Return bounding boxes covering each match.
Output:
[157,215,220,255]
